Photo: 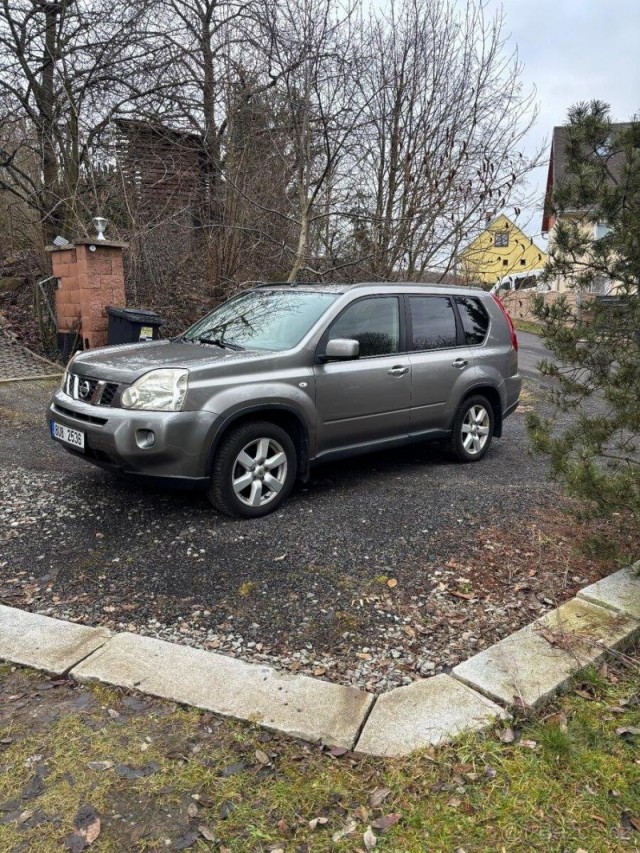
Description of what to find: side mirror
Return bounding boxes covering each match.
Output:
[322,338,360,361]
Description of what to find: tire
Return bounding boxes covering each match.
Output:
[448,395,495,462]
[208,420,297,518]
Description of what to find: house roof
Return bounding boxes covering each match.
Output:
[541,123,632,233]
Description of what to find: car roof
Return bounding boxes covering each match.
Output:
[250,281,488,298]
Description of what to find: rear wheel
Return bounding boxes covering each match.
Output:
[448,395,495,462]
[209,421,296,518]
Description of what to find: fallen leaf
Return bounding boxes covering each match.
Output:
[498,727,516,744]
[574,688,596,701]
[616,726,640,738]
[354,805,369,822]
[198,825,216,841]
[187,802,198,818]
[309,817,329,829]
[87,761,113,771]
[544,712,568,731]
[370,813,401,831]
[332,818,357,842]
[63,834,86,853]
[447,797,462,808]
[328,746,348,757]
[174,831,200,850]
[363,826,377,849]
[18,810,34,825]
[369,787,392,808]
[255,749,270,765]
[73,804,100,846]
[449,590,474,600]
[519,739,538,750]
[219,801,235,819]
[621,811,640,832]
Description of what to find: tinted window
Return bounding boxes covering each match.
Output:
[455,296,489,345]
[409,297,457,350]
[328,297,400,357]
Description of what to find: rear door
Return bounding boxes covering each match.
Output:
[406,295,474,435]
[314,296,411,455]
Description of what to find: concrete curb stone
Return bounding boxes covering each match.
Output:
[354,674,508,757]
[578,564,640,621]
[452,597,640,709]
[70,631,374,750]
[0,566,638,755]
[0,604,111,675]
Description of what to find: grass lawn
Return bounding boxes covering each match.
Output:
[0,649,639,852]
[514,319,543,336]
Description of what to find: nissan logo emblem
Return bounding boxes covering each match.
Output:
[78,380,91,400]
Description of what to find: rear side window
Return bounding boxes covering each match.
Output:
[455,296,489,345]
[408,297,457,350]
[328,296,400,357]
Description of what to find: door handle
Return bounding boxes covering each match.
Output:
[452,358,468,369]
[388,366,409,376]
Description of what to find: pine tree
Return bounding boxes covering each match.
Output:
[527,101,640,521]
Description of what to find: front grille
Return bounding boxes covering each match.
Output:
[64,373,120,407]
[52,403,108,426]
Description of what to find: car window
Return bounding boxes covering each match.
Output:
[183,290,338,351]
[408,296,457,350]
[328,297,400,357]
[454,296,490,345]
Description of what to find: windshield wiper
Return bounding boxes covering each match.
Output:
[195,333,243,350]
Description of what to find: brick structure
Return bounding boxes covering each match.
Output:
[48,239,128,350]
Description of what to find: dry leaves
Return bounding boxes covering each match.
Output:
[370,813,401,832]
[198,825,216,842]
[369,787,392,808]
[64,804,101,851]
[498,727,516,744]
[363,826,377,849]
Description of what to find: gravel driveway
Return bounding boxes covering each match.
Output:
[0,336,618,692]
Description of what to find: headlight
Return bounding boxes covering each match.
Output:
[121,368,189,411]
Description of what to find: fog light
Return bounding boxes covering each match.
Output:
[135,429,155,449]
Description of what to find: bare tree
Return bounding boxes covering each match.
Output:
[0,0,169,243]
[350,0,540,280]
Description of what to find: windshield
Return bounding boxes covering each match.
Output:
[183,289,338,352]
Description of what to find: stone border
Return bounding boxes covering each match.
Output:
[1,565,638,757]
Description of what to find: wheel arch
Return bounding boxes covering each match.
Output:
[459,385,503,437]
[207,405,311,480]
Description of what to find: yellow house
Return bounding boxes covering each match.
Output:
[459,214,547,285]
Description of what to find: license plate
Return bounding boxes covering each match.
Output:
[50,420,85,451]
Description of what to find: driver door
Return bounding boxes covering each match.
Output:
[314,296,411,456]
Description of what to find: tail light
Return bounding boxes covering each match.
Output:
[491,294,518,352]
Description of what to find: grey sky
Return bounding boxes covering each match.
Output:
[491,0,640,240]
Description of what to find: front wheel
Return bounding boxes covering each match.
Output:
[448,395,495,462]
[208,421,297,518]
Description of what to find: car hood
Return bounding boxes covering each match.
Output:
[68,339,264,384]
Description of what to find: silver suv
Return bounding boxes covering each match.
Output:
[48,283,521,517]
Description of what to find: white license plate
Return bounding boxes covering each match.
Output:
[50,420,85,451]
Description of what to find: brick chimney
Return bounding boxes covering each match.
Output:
[48,238,128,352]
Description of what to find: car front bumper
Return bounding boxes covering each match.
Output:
[48,389,219,486]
